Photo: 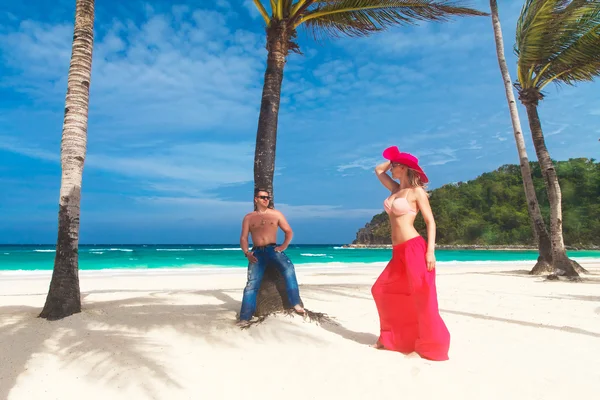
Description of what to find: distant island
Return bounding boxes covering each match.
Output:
[352,158,599,250]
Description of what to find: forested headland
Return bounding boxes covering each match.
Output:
[354,158,599,248]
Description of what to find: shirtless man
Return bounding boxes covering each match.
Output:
[238,188,305,325]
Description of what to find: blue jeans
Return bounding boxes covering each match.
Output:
[239,245,302,321]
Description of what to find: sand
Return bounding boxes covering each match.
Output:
[1,260,599,400]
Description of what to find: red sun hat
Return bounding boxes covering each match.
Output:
[382,146,429,183]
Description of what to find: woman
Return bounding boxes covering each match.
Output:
[371,146,450,361]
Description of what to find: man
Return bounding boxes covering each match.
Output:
[238,188,305,326]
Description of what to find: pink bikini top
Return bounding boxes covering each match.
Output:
[384,192,417,216]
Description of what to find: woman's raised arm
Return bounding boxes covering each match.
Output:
[375,161,399,192]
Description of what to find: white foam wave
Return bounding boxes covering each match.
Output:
[33,250,55,253]
[92,248,133,252]
[300,253,333,258]
[156,249,194,251]
[90,251,104,254]
[2,258,599,277]
[201,248,241,251]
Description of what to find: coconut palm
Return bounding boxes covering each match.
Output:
[251,0,487,201]
[40,0,95,320]
[489,0,553,274]
[514,0,600,277]
[250,0,487,317]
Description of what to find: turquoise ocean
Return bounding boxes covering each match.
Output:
[1,245,599,272]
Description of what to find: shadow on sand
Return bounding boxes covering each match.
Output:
[0,285,377,400]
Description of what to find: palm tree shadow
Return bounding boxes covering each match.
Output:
[299,283,378,346]
[318,319,378,346]
[0,288,248,400]
[440,308,600,338]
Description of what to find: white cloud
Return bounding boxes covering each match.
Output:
[243,0,262,20]
[336,157,379,172]
[365,24,485,56]
[546,124,569,137]
[336,6,495,61]
[0,136,58,162]
[216,0,232,9]
[138,195,381,220]
[290,61,424,106]
[425,146,459,166]
[279,204,382,219]
[0,136,255,191]
[88,142,255,188]
[493,131,509,142]
[467,140,482,150]
[0,7,267,138]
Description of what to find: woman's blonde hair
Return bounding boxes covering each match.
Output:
[406,167,428,191]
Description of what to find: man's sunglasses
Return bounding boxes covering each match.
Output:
[257,196,271,200]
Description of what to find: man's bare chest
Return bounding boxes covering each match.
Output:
[249,214,277,229]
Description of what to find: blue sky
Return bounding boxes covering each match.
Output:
[0,0,598,244]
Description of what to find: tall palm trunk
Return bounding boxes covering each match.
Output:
[254,21,289,206]
[489,0,552,274]
[40,0,95,320]
[520,93,578,278]
[252,21,304,316]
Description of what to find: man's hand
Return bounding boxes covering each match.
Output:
[246,251,258,263]
[426,250,436,271]
[275,246,287,253]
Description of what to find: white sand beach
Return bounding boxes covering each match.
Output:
[1,260,599,400]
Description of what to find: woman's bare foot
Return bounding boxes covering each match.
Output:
[370,341,385,349]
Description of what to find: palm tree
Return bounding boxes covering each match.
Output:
[514,0,599,278]
[251,0,487,201]
[39,0,95,320]
[250,0,487,317]
[489,0,553,274]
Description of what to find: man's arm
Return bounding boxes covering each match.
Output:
[275,211,293,252]
[240,215,251,256]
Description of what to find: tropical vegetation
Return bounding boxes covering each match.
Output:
[355,159,600,248]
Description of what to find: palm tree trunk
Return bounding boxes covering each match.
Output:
[252,22,301,317]
[521,101,578,278]
[489,0,552,274]
[40,0,95,320]
[254,22,289,206]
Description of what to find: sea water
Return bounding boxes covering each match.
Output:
[1,244,599,272]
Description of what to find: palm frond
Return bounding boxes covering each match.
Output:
[541,23,600,87]
[253,0,271,24]
[293,0,487,38]
[515,0,567,70]
[516,0,600,89]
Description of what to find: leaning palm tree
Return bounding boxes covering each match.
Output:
[252,0,486,201]
[250,0,487,318]
[40,0,95,320]
[489,0,553,274]
[514,0,599,278]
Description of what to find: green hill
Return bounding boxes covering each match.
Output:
[354,158,600,248]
